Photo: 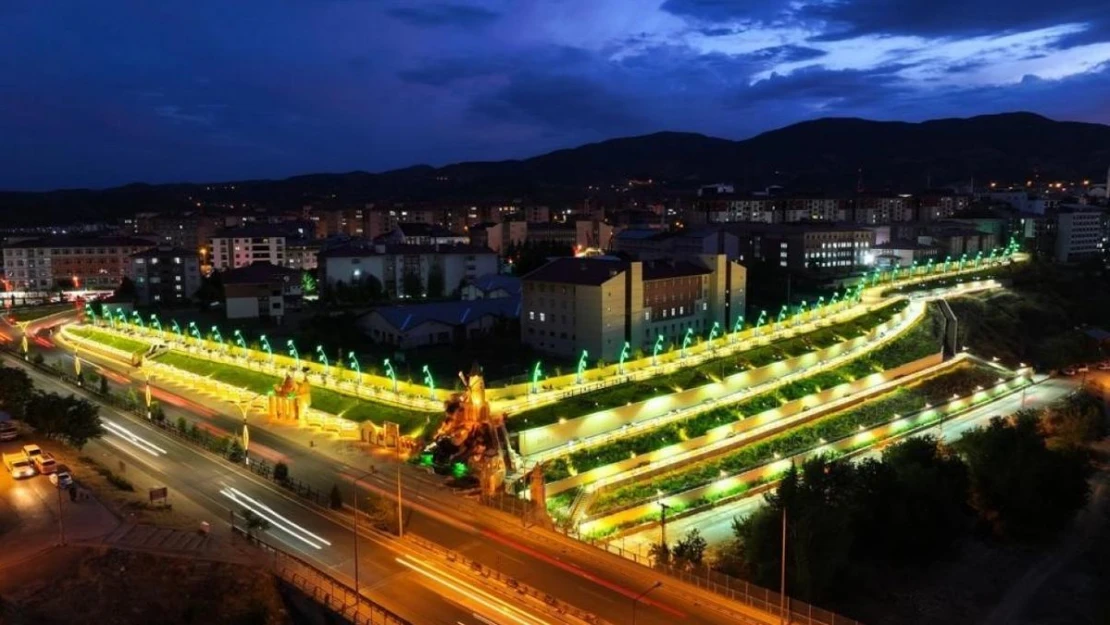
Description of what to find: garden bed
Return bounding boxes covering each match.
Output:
[587,362,1006,517]
[508,299,910,433]
[542,305,943,482]
[153,352,434,434]
[69,326,153,354]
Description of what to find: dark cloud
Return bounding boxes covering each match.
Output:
[750,45,826,63]
[386,3,499,27]
[469,74,647,134]
[739,64,912,107]
[661,0,789,23]
[802,0,1109,42]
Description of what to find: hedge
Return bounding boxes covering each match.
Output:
[69,326,153,354]
[543,305,943,482]
[589,363,1006,516]
[509,299,910,433]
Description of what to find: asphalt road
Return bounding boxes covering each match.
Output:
[5,338,761,625]
[619,375,1078,550]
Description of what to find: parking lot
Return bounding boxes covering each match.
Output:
[0,439,119,568]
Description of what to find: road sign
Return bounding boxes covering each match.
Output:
[149,486,168,504]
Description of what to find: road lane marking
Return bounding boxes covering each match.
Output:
[219,485,332,550]
[101,418,168,457]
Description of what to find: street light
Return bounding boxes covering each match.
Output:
[530,361,543,395]
[652,335,665,366]
[576,350,589,385]
[384,359,398,394]
[348,351,360,386]
[287,339,299,372]
[632,581,662,625]
[421,364,435,399]
[260,335,274,367]
[618,341,631,375]
[316,345,329,378]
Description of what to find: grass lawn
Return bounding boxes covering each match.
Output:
[69,326,152,354]
[6,304,74,323]
[508,299,910,433]
[154,351,435,435]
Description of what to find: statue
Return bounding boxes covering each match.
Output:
[423,363,507,495]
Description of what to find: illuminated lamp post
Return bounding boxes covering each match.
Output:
[652,335,665,366]
[316,345,329,378]
[260,335,274,367]
[211,326,225,352]
[775,306,788,333]
[233,329,247,358]
[114,308,127,327]
[287,340,300,373]
[890,265,900,283]
[681,328,694,359]
[958,252,968,272]
[84,303,96,325]
[794,301,806,327]
[925,258,935,275]
[754,309,768,336]
[576,350,589,385]
[149,314,161,334]
[384,358,398,394]
[942,255,952,273]
[187,321,201,343]
[708,322,720,350]
[348,351,360,386]
[530,361,543,395]
[618,341,631,375]
[171,320,182,339]
[131,310,145,330]
[422,364,435,399]
[731,314,744,343]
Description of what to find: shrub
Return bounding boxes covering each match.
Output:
[273,462,289,483]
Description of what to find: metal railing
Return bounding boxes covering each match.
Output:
[238,528,410,625]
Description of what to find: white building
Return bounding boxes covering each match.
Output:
[1054,206,1105,263]
[127,246,201,306]
[221,262,302,321]
[359,297,520,348]
[209,225,289,270]
[320,242,498,299]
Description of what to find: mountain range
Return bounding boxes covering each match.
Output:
[2,112,1109,226]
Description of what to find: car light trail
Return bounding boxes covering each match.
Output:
[395,556,551,625]
[101,418,168,457]
[219,486,332,549]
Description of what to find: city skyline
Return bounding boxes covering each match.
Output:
[3,0,1110,190]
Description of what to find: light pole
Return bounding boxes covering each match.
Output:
[351,468,375,606]
[652,335,664,366]
[658,501,672,555]
[780,506,788,625]
[681,328,693,359]
[618,341,631,375]
[632,581,662,625]
[576,350,589,385]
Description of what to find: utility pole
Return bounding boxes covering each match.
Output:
[632,581,662,625]
[780,507,788,625]
[56,485,66,545]
[658,502,672,555]
[353,480,360,604]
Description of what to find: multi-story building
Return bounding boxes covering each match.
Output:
[209,224,289,270]
[319,241,498,299]
[127,246,201,306]
[575,220,617,253]
[284,238,322,271]
[469,221,528,254]
[1047,205,1106,263]
[377,223,468,247]
[221,262,302,321]
[526,223,578,247]
[723,223,873,273]
[520,254,746,361]
[2,235,156,291]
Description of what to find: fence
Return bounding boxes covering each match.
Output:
[236,527,410,625]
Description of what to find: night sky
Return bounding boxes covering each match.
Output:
[3,0,1110,190]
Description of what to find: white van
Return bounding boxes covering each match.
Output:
[33,452,57,475]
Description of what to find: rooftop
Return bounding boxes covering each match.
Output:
[368,297,521,332]
[212,224,297,239]
[131,246,198,259]
[220,261,301,285]
[523,257,626,285]
[319,240,495,258]
[4,235,157,249]
[642,259,713,280]
[395,222,461,238]
[469,274,522,296]
[872,239,940,251]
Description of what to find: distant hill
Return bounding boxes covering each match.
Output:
[2,112,1109,226]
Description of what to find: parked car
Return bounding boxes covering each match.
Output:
[49,465,73,488]
[0,411,17,442]
[1063,368,1077,376]
[1077,365,1090,373]
[4,452,35,479]
[1098,362,1110,371]
[33,452,57,475]
[21,444,43,463]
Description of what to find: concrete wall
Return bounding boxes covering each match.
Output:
[546,351,942,496]
[518,303,918,456]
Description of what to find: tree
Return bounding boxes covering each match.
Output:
[273,462,289,483]
[648,542,671,569]
[426,264,445,299]
[99,375,109,395]
[301,271,317,296]
[241,509,271,539]
[1042,392,1107,448]
[176,416,187,432]
[363,490,395,533]
[727,458,856,603]
[150,402,166,423]
[226,437,245,463]
[113,276,137,301]
[956,414,1092,541]
[330,484,343,510]
[194,272,224,308]
[401,272,423,299]
[24,392,103,449]
[849,437,972,563]
[0,365,32,419]
[672,528,708,569]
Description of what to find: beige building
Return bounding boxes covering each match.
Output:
[520,254,746,361]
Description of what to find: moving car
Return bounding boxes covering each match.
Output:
[49,465,73,488]
[4,452,36,479]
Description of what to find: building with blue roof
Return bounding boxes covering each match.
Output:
[359,297,521,348]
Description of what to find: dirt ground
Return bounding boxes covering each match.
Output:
[0,546,292,625]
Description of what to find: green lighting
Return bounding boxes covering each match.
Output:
[451,462,468,479]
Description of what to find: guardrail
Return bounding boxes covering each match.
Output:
[234,527,410,625]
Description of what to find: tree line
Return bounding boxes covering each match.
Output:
[653,392,1105,605]
[0,365,104,449]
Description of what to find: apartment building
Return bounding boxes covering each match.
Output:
[520,254,745,361]
[724,223,874,273]
[1051,205,1106,263]
[221,262,302,321]
[319,241,498,299]
[127,246,201,305]
[209,224,289,270]
[2,235,156,290]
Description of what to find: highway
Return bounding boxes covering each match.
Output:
[616,375,1078,551]
[3,320,767,625]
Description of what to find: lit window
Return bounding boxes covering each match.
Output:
[539,312,546,322]
[529,311,535,320]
